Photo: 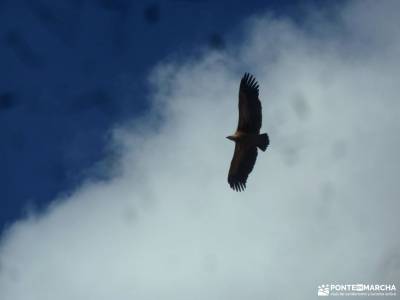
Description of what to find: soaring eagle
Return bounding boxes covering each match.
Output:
[226,73,269,191]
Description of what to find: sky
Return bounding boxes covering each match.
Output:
[1,0,400,299]
[0,0,324,231]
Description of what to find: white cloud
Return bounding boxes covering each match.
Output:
[1,1,400,299]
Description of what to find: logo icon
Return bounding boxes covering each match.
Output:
[318,284,330,296]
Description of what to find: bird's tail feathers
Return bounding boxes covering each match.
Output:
[257,133,269,151]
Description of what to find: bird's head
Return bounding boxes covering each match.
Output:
[226,135,236,142]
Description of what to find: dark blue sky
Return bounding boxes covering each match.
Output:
[0,0,336,232]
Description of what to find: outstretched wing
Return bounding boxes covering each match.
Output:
[237,73,262,133]
[228,143,258,191]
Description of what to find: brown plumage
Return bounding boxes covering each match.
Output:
[226,73,269,191]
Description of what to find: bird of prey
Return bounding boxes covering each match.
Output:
[226,73,269,191]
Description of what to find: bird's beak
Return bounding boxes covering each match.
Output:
[226,136,233,141]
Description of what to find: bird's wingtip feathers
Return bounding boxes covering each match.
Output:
[228,176,247,192]
[240,72,259,95]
